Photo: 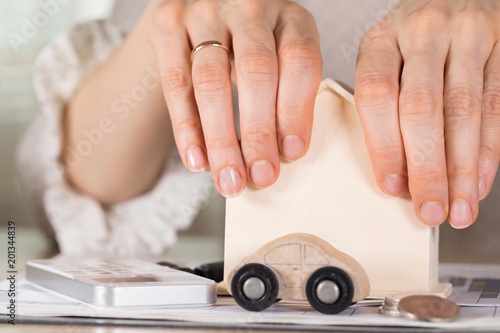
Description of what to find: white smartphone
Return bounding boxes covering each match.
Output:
[26,258,217,307]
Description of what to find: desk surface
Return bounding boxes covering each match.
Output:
[1,227,498,333]
[1,325,399,333]
[4,320,472,333]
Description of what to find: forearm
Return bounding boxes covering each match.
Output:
[64,0,173,205]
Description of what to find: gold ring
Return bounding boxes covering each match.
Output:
[191,40,231,62]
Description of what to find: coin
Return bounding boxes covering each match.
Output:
[378,305,401,317]
[378,296,401,317]
[398,295,461,323]
[384,295,401,308]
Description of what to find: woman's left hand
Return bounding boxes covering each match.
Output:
[355,0,500,229]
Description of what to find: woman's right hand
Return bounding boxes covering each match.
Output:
[148,0,322,197]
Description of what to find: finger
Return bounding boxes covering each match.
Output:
[398,40,450,227]
[225,5,281,189]
[355,25,406,197]
[274,3,322,161]
[479,43,500,201]
[151,1,208,173]
[187,3,246,197]
[443,28,492,229]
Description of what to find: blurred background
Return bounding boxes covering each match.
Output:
[0,0,116,227]
[0,0,225,265]
[0,0,123,264]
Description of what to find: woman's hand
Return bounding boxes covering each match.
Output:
[355,0,500,228]
[149,0,322,197]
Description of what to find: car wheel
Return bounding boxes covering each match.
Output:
[231,263,279,311]
[306,266,354,314]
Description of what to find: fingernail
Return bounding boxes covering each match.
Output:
[219,167,242,198]
[382,174,407,196]
[186,145,206,172]
[419,201,445,227]
[281,135,305,160]
[250,160,275,188]
[449,199,472,229]
[479,174,486,200]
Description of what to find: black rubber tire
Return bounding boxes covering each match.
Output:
[305,266,354,314]
[231,263,279,311]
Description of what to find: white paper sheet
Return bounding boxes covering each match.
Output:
[439,263,500,306]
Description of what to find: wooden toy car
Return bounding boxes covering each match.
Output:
[227,233,370,314]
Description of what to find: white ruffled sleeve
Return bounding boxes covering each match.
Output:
[17,19,213,257]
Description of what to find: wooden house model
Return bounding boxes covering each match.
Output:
[224,79,451,312]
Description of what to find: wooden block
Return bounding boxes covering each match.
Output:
[225,79,451,299]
